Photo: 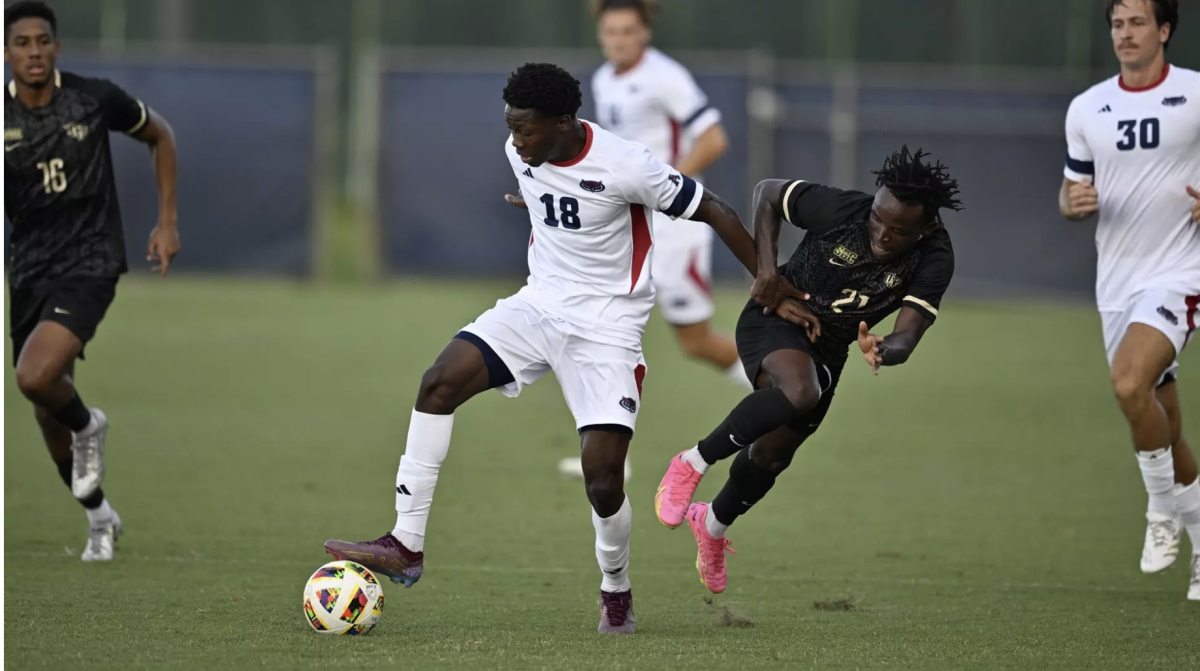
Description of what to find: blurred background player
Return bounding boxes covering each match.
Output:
[559,0,747,481]
[1058,0,1200,600]
[654,147,962,593]
[324,62,760,633]
[4,0,180,562]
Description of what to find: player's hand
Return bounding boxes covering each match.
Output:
[146,219,180,277]
[857,321,885,375]
[776,298,821,341]
[1187,185,1199,223]
[751,272,809,314]
[1067,178,1099,217]
[504,193,528,210]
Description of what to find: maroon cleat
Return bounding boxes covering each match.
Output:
[598,590,636,634]
[324,533,424,587]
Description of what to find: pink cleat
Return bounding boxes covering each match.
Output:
[686,503,735,594]
[655,450,704,528]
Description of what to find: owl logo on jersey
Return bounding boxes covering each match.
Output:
[64,123,88,142]
[579,179,606,193]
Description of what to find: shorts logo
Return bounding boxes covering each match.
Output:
[619,397,637,413]
[883,272,900,288]
[1162,96,1187,107]
[64,123,88,141]
[579,179,605,193]
[1157,306,1178,325]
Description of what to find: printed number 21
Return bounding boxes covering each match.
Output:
[1117,118,1159,151]
[539,194,582,230]
[831,288,870,314]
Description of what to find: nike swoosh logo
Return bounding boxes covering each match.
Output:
[53,307,71,315]
[729,433,745,447]
[5,143,21,152]
[829,258,849,267]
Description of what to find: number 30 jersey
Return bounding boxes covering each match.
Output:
[1064,64,1200,311]
[505,120,703,347]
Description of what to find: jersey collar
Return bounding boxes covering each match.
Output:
[7,69,62,98]
[549,121,594,168]
[1118,62,1169,92]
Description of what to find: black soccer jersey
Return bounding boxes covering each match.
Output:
[4,70,148,289]
[776,180,955,361]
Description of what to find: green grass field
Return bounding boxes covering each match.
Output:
[4,278,1198,670]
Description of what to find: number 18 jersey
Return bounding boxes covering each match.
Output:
[505,121,703,347]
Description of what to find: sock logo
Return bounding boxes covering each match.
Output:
[396,485,412,495]
[603,566,626,575]
[619,397,637,413]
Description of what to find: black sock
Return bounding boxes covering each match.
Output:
[711,448,778,526]
[697,388,796,464]
[52,393,91,433]
[55,459,104,509]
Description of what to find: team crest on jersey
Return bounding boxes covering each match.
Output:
[619,397,637,413]
[1162,96,1187,107]
[1158,306,1179,326]
[64,123,88,141]
[579,179,606,193]
[833,245,858,264]
[883,272,900,288]
[5,128,22,141]
[668,174,680,186]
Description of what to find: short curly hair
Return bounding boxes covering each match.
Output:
[502,63,583,119]
[5,0,57,42]
[591,0,659,26]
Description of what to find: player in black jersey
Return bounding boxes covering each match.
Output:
[654,146,962,592]
[4,1,180,561]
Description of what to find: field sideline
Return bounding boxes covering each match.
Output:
[4,277,1198,670]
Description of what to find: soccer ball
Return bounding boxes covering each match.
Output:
[302,560,385,635]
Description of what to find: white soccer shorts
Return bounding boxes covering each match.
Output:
[460,294,647,432]
[1101,285,1200,384]
[651,212,715,326]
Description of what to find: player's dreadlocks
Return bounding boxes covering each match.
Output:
[5,0,57,41]
[872,145,963,228]
[502,63,583,120]
[591,0,660,25]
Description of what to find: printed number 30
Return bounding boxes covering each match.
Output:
[831,288,869,314]
[1117,118,1159,151]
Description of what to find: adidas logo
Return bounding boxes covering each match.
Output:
[522,168,533,178]
[1098,104,1112,113]
[396,485,412,495]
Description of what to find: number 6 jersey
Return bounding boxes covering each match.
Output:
[506,120,703,348]
[1063,64,1200,311]
[4,70,148,289]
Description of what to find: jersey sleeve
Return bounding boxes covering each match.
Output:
[100,79,149,135]
[656,66,721,136]
[621,147,704,220]
[777,180,856,235]
[902,240,955,322]
[1063,97,1094,182]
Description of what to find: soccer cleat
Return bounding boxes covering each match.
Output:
[654,450,704,528]
[81,511,121,562]
[598,590,636,634]
[1189,555,1200,602]
[71,408,108,500]
[686,503,735,594]
[325,533,424,587]
[1140,512,1182,574]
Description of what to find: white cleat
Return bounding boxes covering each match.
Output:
[81,511,121,562]
[71,409,108,500]
[1189,554,1199,602]
[557,456,632,481]
[1140,512,1182,574]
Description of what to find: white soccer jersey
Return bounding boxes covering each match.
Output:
[591,48,722,172]
[1064,64,1200,310]
[506,120,704,347]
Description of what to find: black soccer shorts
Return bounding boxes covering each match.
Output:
[734,298,844,436]
[9,276,118,366]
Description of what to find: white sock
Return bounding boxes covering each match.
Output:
[391,410,454,553]
[725,363,754,390]
[682,446,709,474]
[1173,478,1200,550]
[704,505,728,538]
[85,499,113,528]
[75,412,99,438]
[592,496,632,593]
[1137,448,1176,516]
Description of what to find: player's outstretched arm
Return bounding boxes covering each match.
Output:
[857,308,933,375]
[1059,177,1098,221]
[690,188,757,276]
[132,110,180,276]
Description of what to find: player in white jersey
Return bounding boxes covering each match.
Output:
[589,0,747,388]
[1059,0,1200,601]
[324,63,770,632]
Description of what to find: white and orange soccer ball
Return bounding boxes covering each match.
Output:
[302,560,384,635]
